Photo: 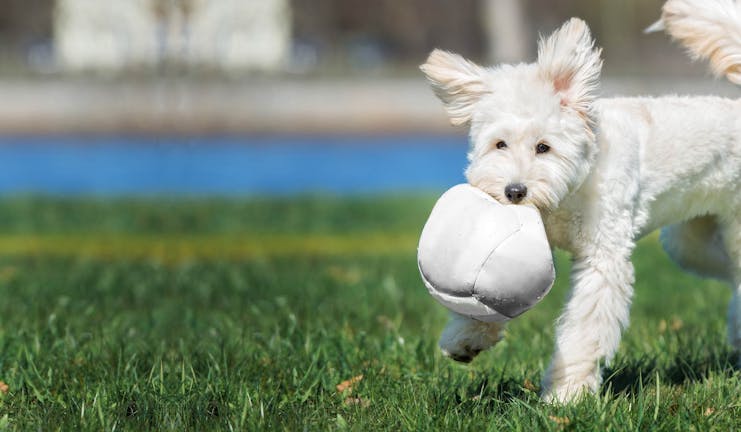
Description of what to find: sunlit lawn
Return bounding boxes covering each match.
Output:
[0,196,737,430]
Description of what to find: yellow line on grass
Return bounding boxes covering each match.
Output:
[0,233,419,261]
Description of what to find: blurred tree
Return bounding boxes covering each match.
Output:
[0,0,53,43]
[289,0,678,75]
[0,0,53,72]
[291,0,485,70]
[483,0,531,63]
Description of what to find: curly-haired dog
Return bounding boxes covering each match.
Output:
[421,0,740,402]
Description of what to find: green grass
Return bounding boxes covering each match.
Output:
[0,196,738,431]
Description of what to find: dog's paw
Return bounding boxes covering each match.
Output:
[438,313,504,363]
[440,345,483,363]
[540,368,600,403]
[541,384,591,404]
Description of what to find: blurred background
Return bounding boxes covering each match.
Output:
[0,0,737,194]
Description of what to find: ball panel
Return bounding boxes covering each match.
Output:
[473,204,555,318]
[474,227,555,317]
[419,268,511,322]
[417,184,520,297]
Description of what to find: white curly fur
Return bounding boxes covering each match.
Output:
[421,2,741,403]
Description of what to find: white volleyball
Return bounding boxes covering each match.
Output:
[417,184,555,322]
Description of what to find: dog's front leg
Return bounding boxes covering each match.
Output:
[438,311,505,363]
[542,248,634,402]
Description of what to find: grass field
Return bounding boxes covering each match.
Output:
[0,196,738,431]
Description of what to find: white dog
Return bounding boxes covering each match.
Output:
[420,0,740,402]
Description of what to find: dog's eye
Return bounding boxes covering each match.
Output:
[536,142,550,154]
[495,141,507,149]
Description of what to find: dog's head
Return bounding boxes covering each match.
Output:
[421,18,602,212]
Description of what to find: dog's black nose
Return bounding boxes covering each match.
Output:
[504,183,528,203]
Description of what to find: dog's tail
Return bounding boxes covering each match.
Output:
[646,0,741,85]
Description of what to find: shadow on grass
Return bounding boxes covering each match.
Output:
[470,377,533,404]
[433,376,539,417]
[603,349,738,397]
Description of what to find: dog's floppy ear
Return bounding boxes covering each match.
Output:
[537,18,602,116]
[420,49,489,126]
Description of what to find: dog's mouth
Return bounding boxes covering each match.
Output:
[483,190,507,205]
[482,189,530,207]
[469,181,554,212]
[482,189,550,215]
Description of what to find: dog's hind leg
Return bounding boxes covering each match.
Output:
[660,216,731,282]
[720,215,741,364]
[664,215,741,362]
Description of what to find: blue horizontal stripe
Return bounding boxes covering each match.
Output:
[0,135,469,195]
